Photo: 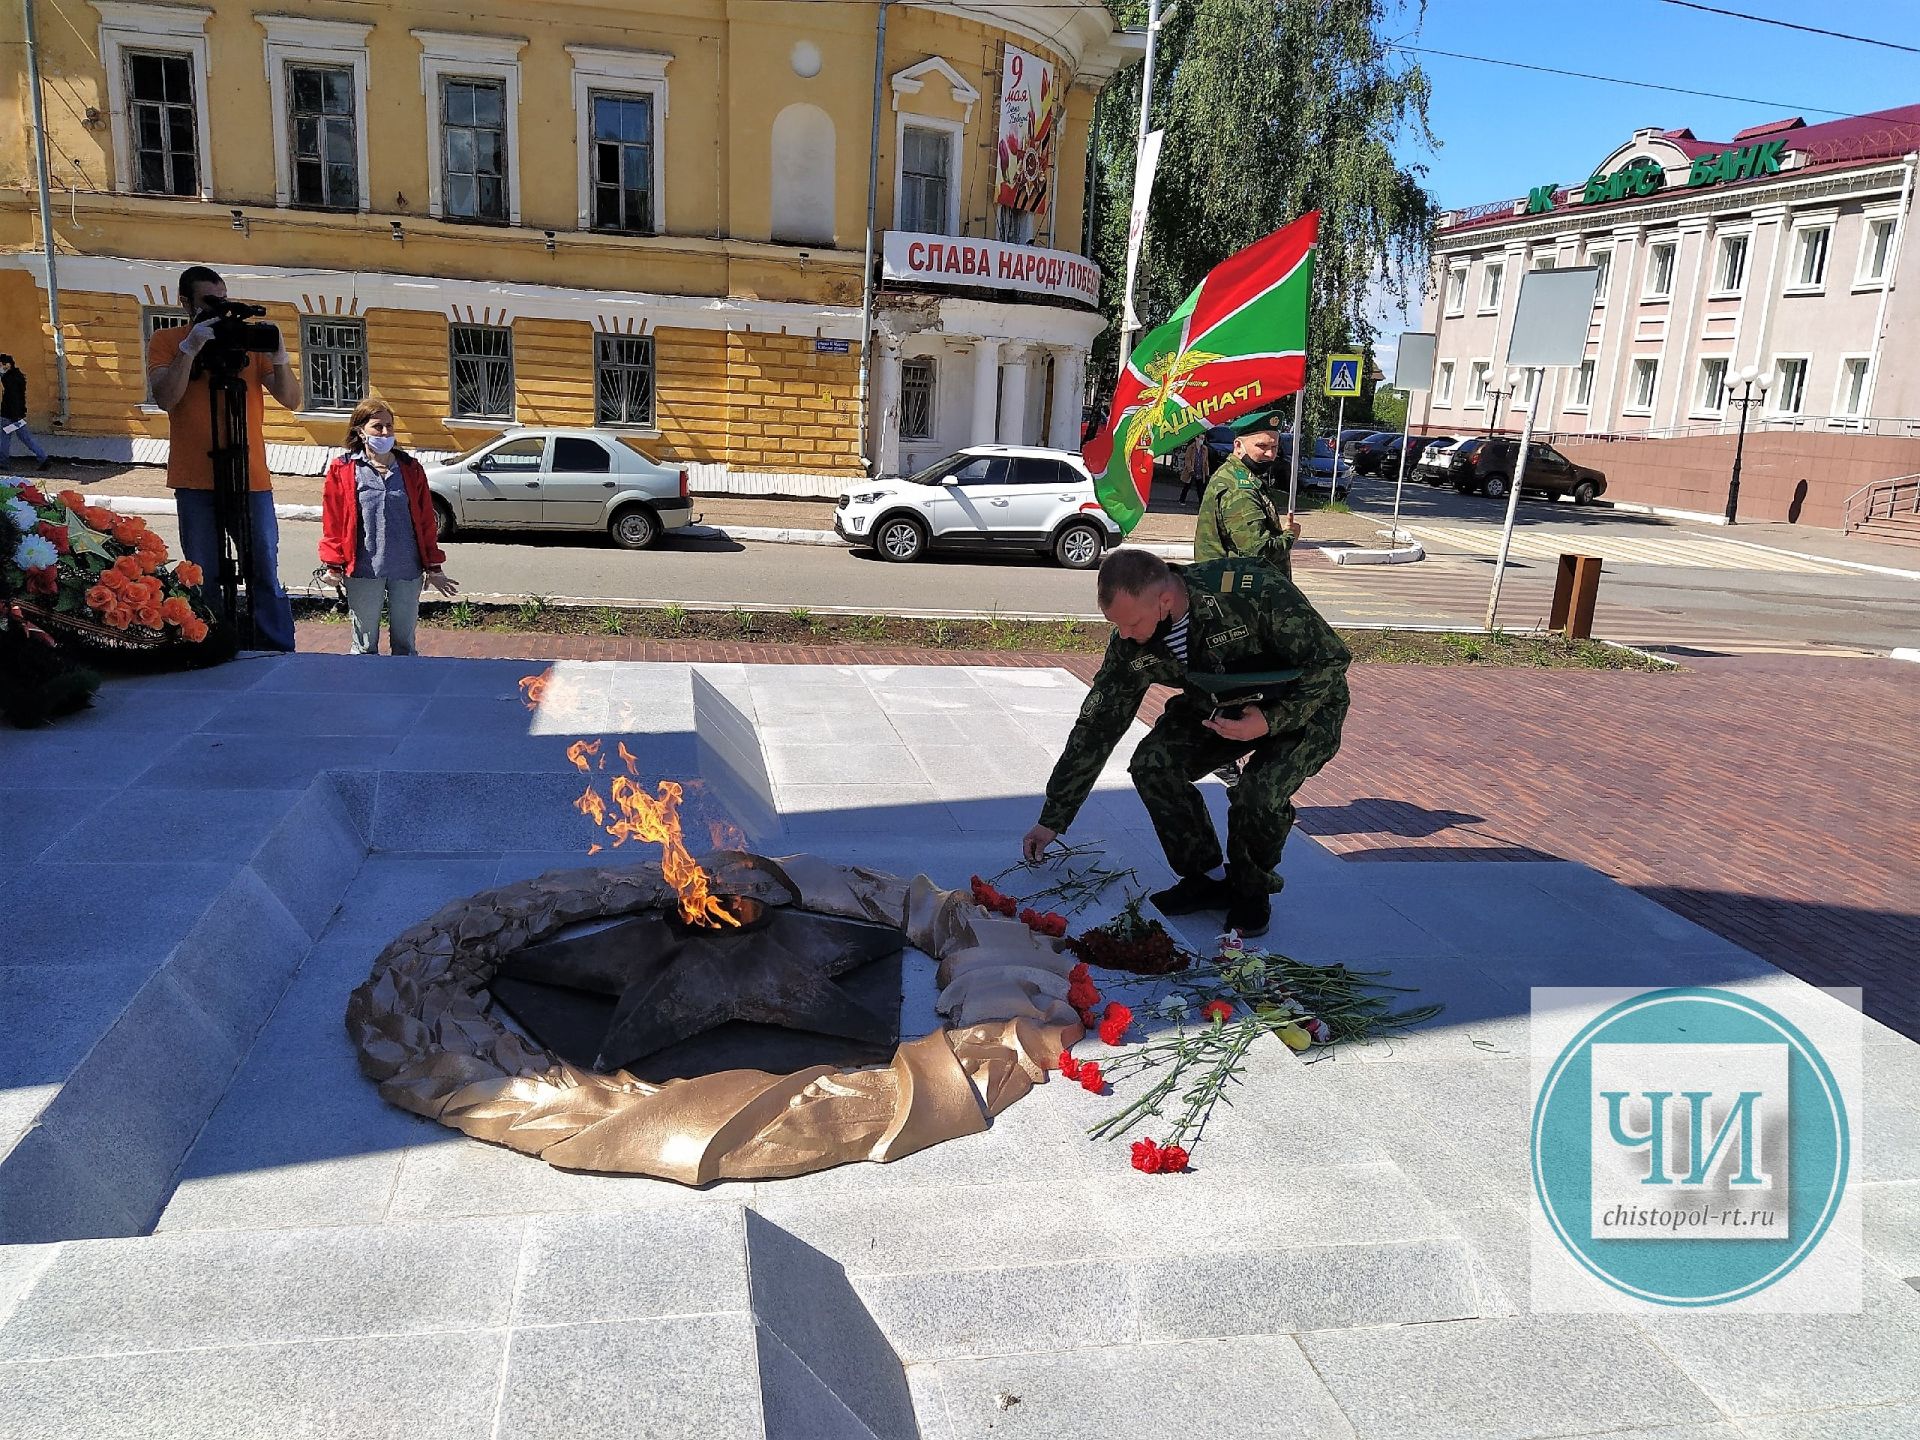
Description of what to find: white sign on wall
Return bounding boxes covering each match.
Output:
[882,232,1102,308]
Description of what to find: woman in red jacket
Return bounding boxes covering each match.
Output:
[318,398,458,655]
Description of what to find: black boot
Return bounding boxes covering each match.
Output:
[1150,873,1230,915]
[1224,889,1271,939]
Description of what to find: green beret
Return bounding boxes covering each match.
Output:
[1229,408,1287,436]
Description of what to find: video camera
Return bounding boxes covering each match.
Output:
[189,299,281,377]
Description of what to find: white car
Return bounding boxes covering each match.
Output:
[423,428,695,549]
[834,445,1121,569]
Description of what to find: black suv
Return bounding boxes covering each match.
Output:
[1432,437,1607,505]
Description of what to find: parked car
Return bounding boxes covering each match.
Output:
[1276,436,1350,498]
[1340,429,1395,465]
[1204,424,1237,471]
[1347,432,1401,475]
[1365,432,1454,479]
[424,429,693,549]
[1426,437,1608,504]
[1413,437,1471,486]
[834,445,1121,568]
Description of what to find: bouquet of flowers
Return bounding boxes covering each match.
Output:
[1,481,216,651]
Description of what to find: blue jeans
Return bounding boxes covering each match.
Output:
[174,488,296,651]
[344,574,424,655]
[1,420,47,464]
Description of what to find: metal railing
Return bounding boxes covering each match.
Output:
[1843,473,1920,534]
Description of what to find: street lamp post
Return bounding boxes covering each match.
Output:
[1722,365,1771,525]
[1485,377,1510,436]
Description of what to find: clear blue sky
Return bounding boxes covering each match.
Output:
[1373,0,1917,367]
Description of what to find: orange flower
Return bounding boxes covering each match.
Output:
[57,489,85,508]
[103,604,133,631]
[175,561,204,587]
[161,596,193,625]
[134,604,163,629]
[137,533,169,562]
[85,584,115,611]
[182,617,209,643]
[100,568,129,594]
[132,576,163,603]
[112,519,148,544]
[83,508,116,530]
[112,555,143,579]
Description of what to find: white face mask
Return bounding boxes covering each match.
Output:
[366,434,396,456]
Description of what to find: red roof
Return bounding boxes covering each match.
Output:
[1441,102,1920,233]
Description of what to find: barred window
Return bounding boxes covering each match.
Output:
[440,77,508,222]
[594,334,655,426]
[899,125,952,234]
[900,358,934,439]
[288,63,357,210]
[590,94,655,233]
[142,306,190,403]
[127,51,199,196]
[301,317,366,413]
[450,324,514,419]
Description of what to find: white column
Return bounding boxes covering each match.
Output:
[969,339,1001,445]
[871,335,903,477]
[1048,348,1085,450]
[998,345,1032,445]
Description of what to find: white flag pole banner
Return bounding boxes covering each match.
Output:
[1121,128,1164,336]
[1487,266,1601,629]
[995,45,1063,217]
[1390,331,1437,543]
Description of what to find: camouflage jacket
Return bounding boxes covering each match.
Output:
[1193,455,1294,574]
[1038,559,1350,833]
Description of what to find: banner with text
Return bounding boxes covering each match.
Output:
[996,45,1063,216]
[882,232,1102,307]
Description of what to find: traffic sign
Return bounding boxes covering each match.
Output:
[1323,353,1362,397]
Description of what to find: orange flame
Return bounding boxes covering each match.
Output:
[518,670,552,711]
[566,737,736,927]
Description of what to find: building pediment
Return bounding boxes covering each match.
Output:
[891,57,979,123]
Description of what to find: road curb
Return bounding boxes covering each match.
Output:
[1329,544,1426,566]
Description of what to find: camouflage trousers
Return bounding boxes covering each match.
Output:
[1126,677,1349,894]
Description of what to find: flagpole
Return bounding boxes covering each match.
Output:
[1287,391,1302,518]
[1485,365,1549,629]
[1390,387,1412,544]
[1118,0,1162,362]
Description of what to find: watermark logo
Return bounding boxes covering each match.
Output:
[1531,987,1860,1313]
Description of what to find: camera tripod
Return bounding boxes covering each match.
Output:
[201,356,259,650]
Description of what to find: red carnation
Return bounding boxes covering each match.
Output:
[1160,1144,1189,1172]
[1203,999,1234,1024]
[33,520,69,554]
[18,484,45,506]
[25,565,58,596]
[1067,979,1100,1011]
[1131,1138,1164,1173]
[1078,1061,1103,1093]
[1056,1049,1082,1080]
[1068,962,1090,984]
[1077,1006,1098,1029]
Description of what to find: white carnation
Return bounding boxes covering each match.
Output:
[12,533,58,571]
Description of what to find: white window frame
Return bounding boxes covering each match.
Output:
[1692,355,1730,418]
[1565,359,1595,412]
[95,2,214,202]
[1478,259,1504,314]
[1769,354,1811,417]
[414,30,527,226]
[1832,353,1872,420]
[893,114,963,236]
[1710,229,1751,298]
[1443,264,1467,317]
[1624,357,1660,415]
[593,332,657,429]
[900,355,936,439]
[1434,359,1455,406]
[1588,247,1612,304]
[1643,238,1678,300]
[569,45,671,236]
[1465,359,1491,410]
[260,15,371,213]
[1855,211,1899,288]
[1784,219,1833,294]
[1510,366,1541,412]
[299,315,368,414]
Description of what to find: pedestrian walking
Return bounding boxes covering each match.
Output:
[1176,437,1209,505]
[318,399,457,655]
[0,355,51,471]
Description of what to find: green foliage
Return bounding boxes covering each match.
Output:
[594,606,626,636]
[514,595,549,626]
[448,599,477,629]
[1091,1,1437,436]
[1369,387,1409,430]
[660,602,688,629]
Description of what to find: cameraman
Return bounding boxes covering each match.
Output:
[148,265,302,651]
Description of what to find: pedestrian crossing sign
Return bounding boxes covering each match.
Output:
[1323,354,1363,397]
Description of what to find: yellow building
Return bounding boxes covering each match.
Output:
[1,1,1135,491]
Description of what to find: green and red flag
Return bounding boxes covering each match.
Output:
[1084,211,1319,534]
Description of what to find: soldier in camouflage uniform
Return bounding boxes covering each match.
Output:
[1193,408,1301,575]
[1021,548,1350,938]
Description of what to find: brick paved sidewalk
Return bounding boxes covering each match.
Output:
[298,622,1920,1037]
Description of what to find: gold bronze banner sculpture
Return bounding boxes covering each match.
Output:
[345,854,1083,1185]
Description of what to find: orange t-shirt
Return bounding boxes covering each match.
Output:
[147,325,277,491]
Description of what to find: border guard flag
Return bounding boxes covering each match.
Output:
[1083,211,1318,535]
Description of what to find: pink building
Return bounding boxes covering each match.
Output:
[1419,107,1919,443]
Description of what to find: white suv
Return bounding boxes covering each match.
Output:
[834,445,1121,569]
